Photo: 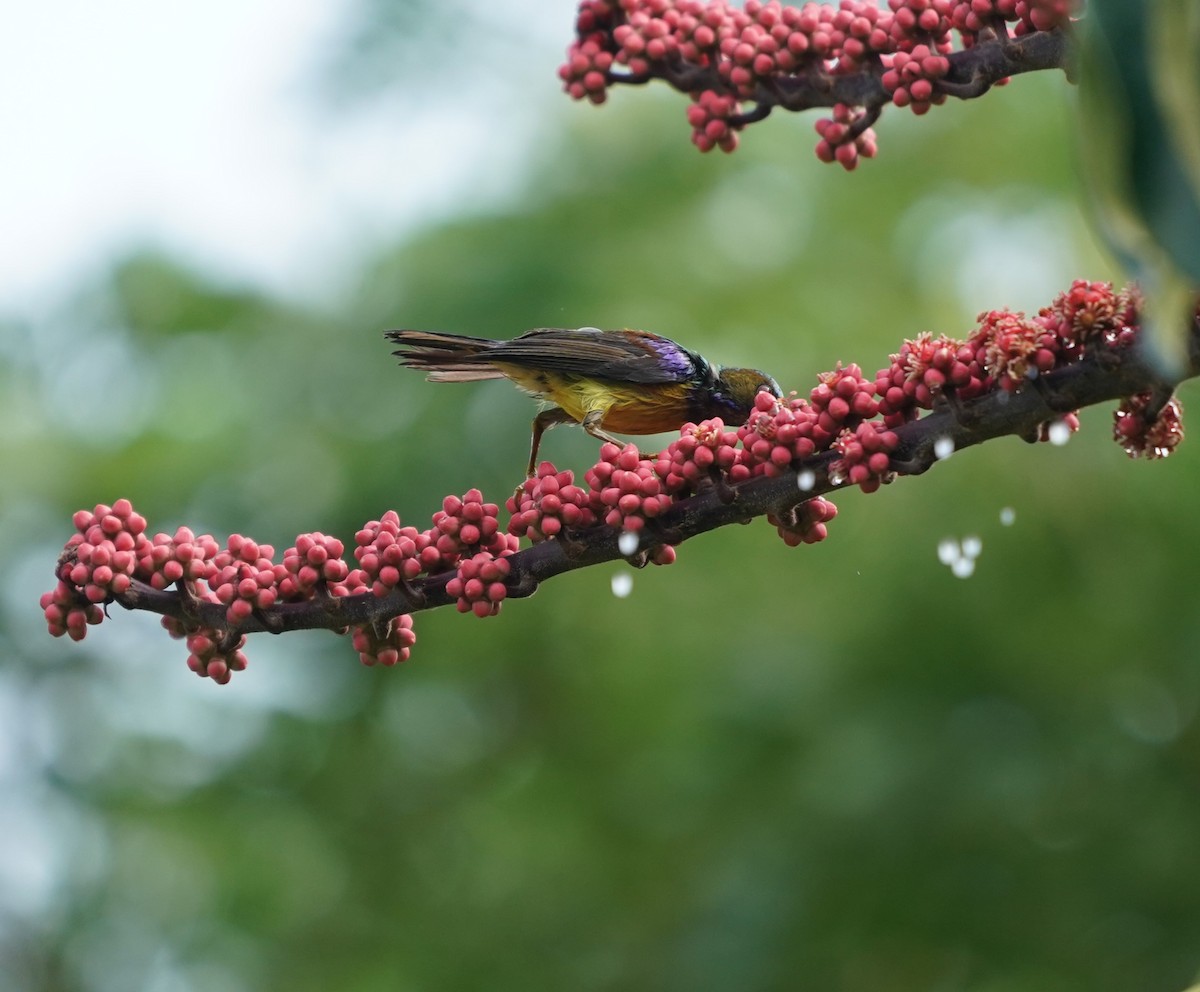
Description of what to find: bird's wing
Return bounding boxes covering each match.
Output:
[485,328,704,385]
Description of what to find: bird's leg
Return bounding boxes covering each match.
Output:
[580,410,656,460]
[580,410,624,450]
[528,407,577,476]
[517,408,577,500]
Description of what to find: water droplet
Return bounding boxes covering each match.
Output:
[961,535,982,559]
[937,538,960,565]
[999,507,1015,526]
[934,436,955,460]
[1047,420,1071,446]
[577,326,603,334]
[797,469,816,491]
[951,556,976,579]
[611,572,633,598]
[617,531,640,556]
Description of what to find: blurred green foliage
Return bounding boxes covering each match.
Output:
[4,11,1200,992]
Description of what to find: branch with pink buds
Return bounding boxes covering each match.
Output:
[560,0,1072,166]
[41,281,1195,683]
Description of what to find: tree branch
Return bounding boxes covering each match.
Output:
[561,1,1074,163]
[44,283,1190,681]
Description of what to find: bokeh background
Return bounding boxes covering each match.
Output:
[4,3,1200,991]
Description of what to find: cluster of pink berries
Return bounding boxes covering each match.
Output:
[947,0,1067,36]
[41,502,419,682]
[185,630,247,685]
[431,489,519,562]
[978,309,1060,390]
[56,500,147,602]
[832,421,901,493]
[354,510,429,595]
[1042,279,1140,349]
[561,0,1070,164]
[138,526,219,590]
[210,536,280,625]
[881,44,950,113]
[39,582,103,642]
[874,281,1143,429]
[810,363,880,433]
[352,615,416,667]
[41,500,149,641]
[730,363,875,479]
[278,533,350,599]
[446,552,512,617]
[813,104,879,169]
[734,363,882,484]
[875,332,985,423]
[686,89,742,152]
[585,442,675,532]
[768,496,839,546]
[737,389,821,476]
[1114,393,1185,460]
[507,462,595,541]
[659,418,741,493]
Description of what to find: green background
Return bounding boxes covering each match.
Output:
[4,5,1200,991]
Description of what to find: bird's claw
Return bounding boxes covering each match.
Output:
[512,478,533,505]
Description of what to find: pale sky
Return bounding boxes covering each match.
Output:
[0,0,568,312]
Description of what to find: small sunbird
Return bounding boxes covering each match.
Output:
[386,326,782,477]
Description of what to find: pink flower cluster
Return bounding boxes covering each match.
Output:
[1114,393,1185,460]
[42,499,148,643]
[186,630,247,684]
[279,533,350,599]
[737,389,821,475]
[354,511,429,595]
[659,418,741,492]
[210,536,279,625]
[446,552,512,617]
[832,422,900,493]
[881,44,950,113]
[586,442,675,532]
[686,90,742,152]
[561,0,1070,164]
[769,496,839,546]
[876,281,1142,426]
[507,462,595,540]
[349,494,520,624]
[948,0,1068,35]
[139,527,219,590]
[875,332,987,423]
[731,362,893,492]
[352,615,416,667]
[813,103,878,169]
[55,500,147,602]
[431,489,518,562]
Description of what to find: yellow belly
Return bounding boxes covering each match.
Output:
[495,365,692,435]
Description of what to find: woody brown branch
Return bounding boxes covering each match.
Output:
[108,331,1189,639]
[608,25,1070,112]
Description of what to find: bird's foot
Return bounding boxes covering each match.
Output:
[511,478,532,505]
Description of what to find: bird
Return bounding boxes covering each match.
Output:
[386,326,782,479]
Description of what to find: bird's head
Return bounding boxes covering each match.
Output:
[711,366,782,419]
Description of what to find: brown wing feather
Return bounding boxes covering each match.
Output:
[386,327,705,386]
[485,328,702,385]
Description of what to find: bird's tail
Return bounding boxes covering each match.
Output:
[385,329,506,382]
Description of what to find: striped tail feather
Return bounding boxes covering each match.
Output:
[386,329,507,382]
